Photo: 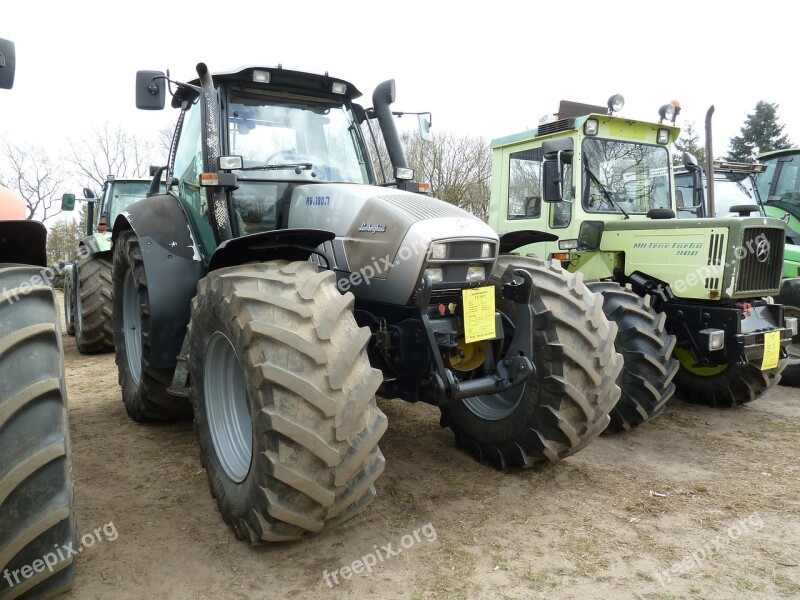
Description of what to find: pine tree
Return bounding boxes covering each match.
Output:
[726,101,791,162]
[673,121,706,165]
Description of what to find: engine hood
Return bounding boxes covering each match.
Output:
[286,183,499,303]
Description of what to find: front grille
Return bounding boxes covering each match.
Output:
[734,227,784,294]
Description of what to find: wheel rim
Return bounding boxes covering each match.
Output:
[461,312,524,421]
[674,347,728,377]
[65,278,73,326]
[123,269,143,385]
[75,269,83,333]
[205,331,252,483]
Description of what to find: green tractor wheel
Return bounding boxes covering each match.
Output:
[673,348,784,407]
[774,278,800,387]
[187,261,386,542]
[440,257,623,469]
[113,230,192,422]
[586,282,678,432]
[75,253,114,354]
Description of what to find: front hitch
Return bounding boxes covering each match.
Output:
[418,269,535,405]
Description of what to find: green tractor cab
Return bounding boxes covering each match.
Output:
[61,176,164,352]
[489,96,795,412]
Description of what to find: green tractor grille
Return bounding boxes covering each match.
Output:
[734,227,784,294]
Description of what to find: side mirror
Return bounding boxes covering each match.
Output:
[61,193,76,211]
[543,160,562,202]
[683,151,700,171]
[418,113,433,143]
[82,187,96,199]
[136,70,166,110]
[0,38,16,90]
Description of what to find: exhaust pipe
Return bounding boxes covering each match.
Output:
[704,105,715,218]
[372,80,409,171]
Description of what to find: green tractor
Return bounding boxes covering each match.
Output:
[488,96,795,419]
[117,62,624,543]
[0,38,77,598]
[61,176,159,354]
[752,148,800,384]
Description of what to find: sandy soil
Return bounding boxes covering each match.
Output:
[56,291,800,600]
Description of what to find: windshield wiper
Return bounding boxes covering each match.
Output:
[584,163,630,219]
[238,163,313,173]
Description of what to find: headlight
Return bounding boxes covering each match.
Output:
[424,268,444,284]
[657,128,670,145]
[480,243,492,258]
[584,119,599,136]
[466,266,485,282]
[699,328,725,351]
[430,243,448,260]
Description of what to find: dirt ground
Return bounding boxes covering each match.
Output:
[56,291,800,600]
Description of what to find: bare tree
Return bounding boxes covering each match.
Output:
[404,131,492,221]
[68,122,159,192]
[1,139,66,222]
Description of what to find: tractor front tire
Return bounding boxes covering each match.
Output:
[586,282,678,432]
[774,278,800,387]
[673,350,785,406]
[113,230,191,422]
[0,265,77,599]
[188,261,386,542]
[75,253,114,354]
[440,257,623,469]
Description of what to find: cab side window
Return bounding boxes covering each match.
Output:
[507,148,542,219]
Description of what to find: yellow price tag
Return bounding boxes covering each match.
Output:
[761,330,781,371]
[462,286,496,343]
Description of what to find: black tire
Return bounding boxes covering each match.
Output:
[586,282,679,432]
[63,266,75,337]
[75,253,114,354]
[188,261,386,543]
[0,265,77,599]
[673,352,785,407]
[774,278,800,387]
[440,257,623,469]
[113,230,191,422]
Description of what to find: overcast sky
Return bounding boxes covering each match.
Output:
[2,0,798,162]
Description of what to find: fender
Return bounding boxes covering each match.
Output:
[208,229,335,271]
[0,220,47,267]
[113,193,206,369]
[498,230,559,254]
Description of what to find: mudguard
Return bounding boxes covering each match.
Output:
[0,220,47,266]
[112,193,206,369]
[208,229,335,272]
[498,230,559,254]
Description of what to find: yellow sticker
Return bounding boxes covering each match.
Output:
[761,330,781,371]
[462,286,496,343]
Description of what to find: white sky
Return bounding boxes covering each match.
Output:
[2,0,799,162]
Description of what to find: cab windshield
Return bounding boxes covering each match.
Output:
[227,91,371,184]
[582,139,671,214]
[758,154,800,204]
[104,181,152,222]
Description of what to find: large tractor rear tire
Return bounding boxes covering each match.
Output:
[188,261,386,543]
[0,265,77,599]
[75,253,114,354]
[63,265,75,337]
[113,230,191,422]
[586,282,678,432]
[774,278,800,387]
[673,350,785,406]
[440,257,623,469]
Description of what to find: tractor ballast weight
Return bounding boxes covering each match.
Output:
[114,62,624,543]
